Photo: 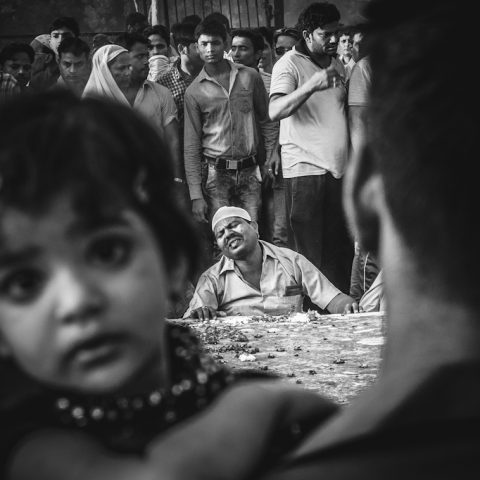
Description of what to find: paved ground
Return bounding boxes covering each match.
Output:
[171,311,386,405]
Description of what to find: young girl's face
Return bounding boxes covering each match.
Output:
[0,193,171,395]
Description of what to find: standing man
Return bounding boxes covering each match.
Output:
[336,28,355,82]
[56,37,91,96]
[230,28,287,248]
[104,34,182,184]
[269,1,352,293]
[184,19,268,228]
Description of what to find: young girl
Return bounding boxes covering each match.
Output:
[0,91,337,480]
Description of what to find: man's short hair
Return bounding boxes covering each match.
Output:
[143,24,170,46]
[125,12,148,29]
[181,14,202,27]
[171,22,196,49]
[58,37,90,59]
[194,20,227,42]
[256,26,274,47]
[297,2,341,34]
[114,32,148,51]
[231,28,265,52]
[364,0,475,301]
[204,12,231,33]
[272,26,301,44]
[0,43,34,66]
[49,16,80,37]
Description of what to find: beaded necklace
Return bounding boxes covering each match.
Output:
[51,323,234,452]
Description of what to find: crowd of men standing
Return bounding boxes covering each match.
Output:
[0,3,380,316]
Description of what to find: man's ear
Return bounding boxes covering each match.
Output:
[177,42,188,55]
[168,254,190,304]
[343,143,383,257]
[302,30,311,43]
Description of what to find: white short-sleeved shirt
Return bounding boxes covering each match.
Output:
[348,56,371,107]
[270,48,349,179]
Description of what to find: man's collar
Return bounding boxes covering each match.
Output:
[294,38,331,69]
[198,59,238,82]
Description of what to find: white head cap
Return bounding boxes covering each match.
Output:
[211,206,251,232]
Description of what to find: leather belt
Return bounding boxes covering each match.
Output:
[205,155,256,171]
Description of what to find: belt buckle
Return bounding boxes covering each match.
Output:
[226,159,239,170]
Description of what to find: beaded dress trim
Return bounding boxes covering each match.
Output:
[50,323,234,452]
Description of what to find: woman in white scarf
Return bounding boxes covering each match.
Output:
[83,44,131,105]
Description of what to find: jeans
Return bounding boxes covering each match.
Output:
[284,173,353,293]
[259,175,288,248]
[203,162,262,221]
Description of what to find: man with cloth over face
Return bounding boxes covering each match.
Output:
[184,206,359,319]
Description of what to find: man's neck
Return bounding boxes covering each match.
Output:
[234,242,263,282]
[180,56,202,78]
[204,58,230,78]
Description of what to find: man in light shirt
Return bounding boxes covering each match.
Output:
[184,206,359,319]
[269,2,353,293]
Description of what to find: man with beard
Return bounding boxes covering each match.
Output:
[56,37,91,96]
[269,2,352,295]
[184,206,359,319]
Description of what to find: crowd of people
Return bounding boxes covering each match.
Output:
[0,3,382,319]
[0,0,479,477]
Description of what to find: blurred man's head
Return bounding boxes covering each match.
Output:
[256,26,274,72]
[273,27,301,60]
[49,16,80,55]
[297,2,341,58]
[230,28,264,68]
[204,12,231,50]
[125,12,149,34]
[337,29,353,60]
[0,43,34,89]
[171,22,203,67]
[115,32,149,83]
[195,20,228,65]
[143,24,170,58]
[58,37,91,95]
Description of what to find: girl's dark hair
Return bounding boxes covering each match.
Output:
[0,90,199,277]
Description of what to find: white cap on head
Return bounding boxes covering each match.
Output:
[211,206,251,232]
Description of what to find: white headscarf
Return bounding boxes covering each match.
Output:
[83,44,129,105]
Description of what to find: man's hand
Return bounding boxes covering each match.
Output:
[307,67,343,93]
[192,198,208,223]
[190,305,226,320]
[326,293,363,315]
[342,299,363,314]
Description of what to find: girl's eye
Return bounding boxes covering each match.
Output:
[88,236,132,268]
[0,269,44,303]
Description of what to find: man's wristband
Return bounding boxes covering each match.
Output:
[173,177,184,184]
